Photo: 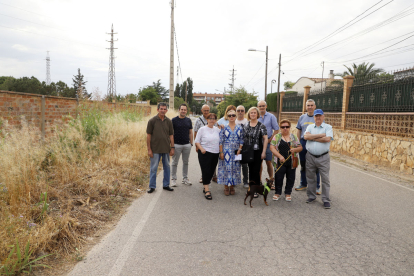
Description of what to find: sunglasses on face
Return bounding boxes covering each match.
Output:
[281,126,290,129]
[237,110,245,112]
[227,114,236,118]
[258,105,266,108]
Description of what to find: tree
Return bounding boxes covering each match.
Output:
[138,86,160,105]
[342,62,384,79]
[174,83,181,98]
[151,79,168,101]
[284,81,294,90]
[72,68,91,99]
[217,86,258,117]
[186,77,193,104]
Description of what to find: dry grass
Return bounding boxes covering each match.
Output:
[0,104,174,274]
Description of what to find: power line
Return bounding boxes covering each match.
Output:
[286,0,392,63]
[173,25,183,84]
[0,12,65,31]
[245,61,265,88]
[0,2,54,19]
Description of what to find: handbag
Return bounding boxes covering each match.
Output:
[292,155,299,168]
[240,143,254,164]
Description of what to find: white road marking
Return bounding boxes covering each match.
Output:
[331,160,414,192]
[108,189,163,276]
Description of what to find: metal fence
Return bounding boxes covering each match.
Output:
[282,93,303,112]
[309,88,343,112]
[349,70,414,112]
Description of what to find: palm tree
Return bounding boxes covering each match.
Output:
[342,62,385,84]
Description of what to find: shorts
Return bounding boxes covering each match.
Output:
[265,144,272,161]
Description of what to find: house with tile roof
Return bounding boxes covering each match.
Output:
[290,70,343,93]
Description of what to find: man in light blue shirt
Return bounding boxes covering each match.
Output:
[257,100,279,184]
[304,109,333,209]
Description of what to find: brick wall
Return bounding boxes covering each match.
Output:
[0,90,151,136]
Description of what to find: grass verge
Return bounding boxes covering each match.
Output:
[0,102,153,275]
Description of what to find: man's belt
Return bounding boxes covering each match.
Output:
[308,151,329,158]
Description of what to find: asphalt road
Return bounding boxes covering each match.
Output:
[69,138,414,276]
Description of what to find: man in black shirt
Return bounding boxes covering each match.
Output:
[171,104,193,186]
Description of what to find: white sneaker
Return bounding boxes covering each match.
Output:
[199,178,203,183]
[171,179,177,187]
[182,178,192,185]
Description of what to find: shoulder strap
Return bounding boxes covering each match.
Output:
[199,117,206,126]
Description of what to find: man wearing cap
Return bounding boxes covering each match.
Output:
[304,109,333,209]
[295,99,321,194]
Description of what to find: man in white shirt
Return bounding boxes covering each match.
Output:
[235,105,249,188]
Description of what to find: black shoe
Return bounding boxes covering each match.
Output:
[306,198,316,203]
[147,188,155,193]
[324,202,331,209]
[163,186,174,191]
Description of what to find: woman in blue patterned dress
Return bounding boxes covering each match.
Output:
[218,108,244,196]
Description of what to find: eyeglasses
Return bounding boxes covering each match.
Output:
[207,118,216,120]
[258,105,266,108]
[227,114,236,118]
[281,126,290,129]
[236,110,245,112]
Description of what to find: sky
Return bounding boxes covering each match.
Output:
[1,0,414,101]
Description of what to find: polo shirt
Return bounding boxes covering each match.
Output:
[146,115,174,154]
[296,114,316,139]
[305,123,334,155]
[172,116,192,145]
[258,111,279,138]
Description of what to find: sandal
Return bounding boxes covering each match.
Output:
[203,188,206,194]
[254,193,259,198]
[273,194,280,201]
[205,191,212,200]
[224,186,230,196]
[285,195,292,202]
[271,185,275,190]
[229,186,235,195]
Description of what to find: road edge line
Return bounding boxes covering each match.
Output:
[108,188,163,276]
[331,160,414,192]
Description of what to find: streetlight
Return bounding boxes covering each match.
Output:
[248,46,268,101]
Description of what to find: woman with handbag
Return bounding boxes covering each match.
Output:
[218,109,244,196]
[269,119,302,201]
[243,107,268,187]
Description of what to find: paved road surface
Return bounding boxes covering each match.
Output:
[69,131,414,275]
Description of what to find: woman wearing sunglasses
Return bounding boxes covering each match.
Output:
[218,108,244,195]
[269,119,302,201]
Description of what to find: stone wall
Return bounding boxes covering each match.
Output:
[331,129,414,175]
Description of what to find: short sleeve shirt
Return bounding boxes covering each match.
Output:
[305,123,334,155]
[172,116,192,145]
[258,112,279,137]
[217,117,229,127]
[296,114,316,139]
[146,115,174,154]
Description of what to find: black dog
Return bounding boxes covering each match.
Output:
[244,178,273,208]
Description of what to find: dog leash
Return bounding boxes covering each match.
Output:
[275,153,292,173]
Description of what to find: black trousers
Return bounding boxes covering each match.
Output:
[198,151,219,185]
[274,165,296,195]
[248,150,263,186]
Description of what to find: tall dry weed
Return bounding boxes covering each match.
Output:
[0,104,158,274]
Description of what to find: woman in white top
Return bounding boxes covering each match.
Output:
[195,113,221,200]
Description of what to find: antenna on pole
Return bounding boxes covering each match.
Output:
[46,51,51,85]
[106,24,118,102]
[229,66,237,92]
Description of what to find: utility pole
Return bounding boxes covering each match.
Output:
[45,51,51,85]
[106,24,118,101]
[276,53,281,123]
[169,0,175,109]
[265,46,268,101]
[321,61,325,90]
[229,66,237,92]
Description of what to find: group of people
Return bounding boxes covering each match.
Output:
[146,99,333,209]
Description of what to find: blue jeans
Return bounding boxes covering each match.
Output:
[299,139,320,189]
[149,153,170,189]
